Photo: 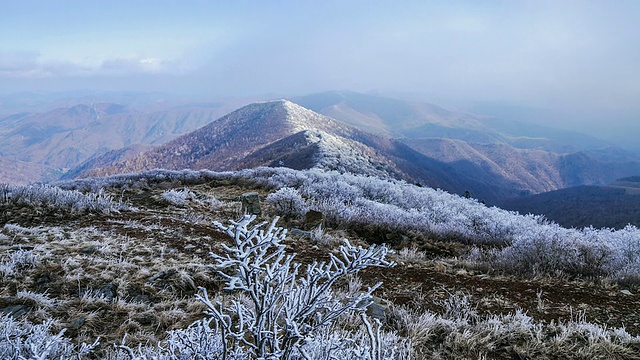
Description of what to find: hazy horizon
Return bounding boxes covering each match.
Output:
[1,1,639,147]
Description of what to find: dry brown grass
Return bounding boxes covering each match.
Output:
[2,180,640,358]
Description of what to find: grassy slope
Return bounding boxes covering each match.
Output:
[1,174,639,358]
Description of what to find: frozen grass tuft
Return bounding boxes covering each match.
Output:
[0,249,39,279]
[161,188,193,206]
[389,294,640,359]
[395,246,427,263]
[16,290,57,309]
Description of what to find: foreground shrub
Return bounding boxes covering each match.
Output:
[197,215,397,359]
[105,216,406,359]
[0,315,98,359]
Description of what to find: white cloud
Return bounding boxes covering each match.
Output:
[0,52,40,73]
[0,51,183,79]
[100,56,181,75]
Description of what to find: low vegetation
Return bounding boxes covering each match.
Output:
[0,167,638,358]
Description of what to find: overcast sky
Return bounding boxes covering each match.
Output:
[1,0,640,113]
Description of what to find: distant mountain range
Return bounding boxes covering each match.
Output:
[68,96,640,205]
[0,103,234,183]
[292,91,615,153]
[2,91,640,210]
[73,100,406,180]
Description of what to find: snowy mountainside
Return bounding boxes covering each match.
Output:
[73,100,400,179]
[71,99,640,204]
[234,129,405,180]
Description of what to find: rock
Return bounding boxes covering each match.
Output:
[97,283,117,301]
[36,273,51,286]
[128,285,153,304]
[132,294,151,304]
[303,210,325,230]
[290,228,312,238]
[0,296,20,307]
[80,245,100,254]
[621,289,633,295]
[366,297,391,323]
[70,317,86,330]
[1,304,30,318]
[135,313,157,326]
[148,269,178,283]
[356,296,391,323]
[398,234,411,247]
[240,192,261,216]
[384,233,410,245]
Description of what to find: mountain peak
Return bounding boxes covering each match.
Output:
[211,99,351,136]
[256,98,290,105]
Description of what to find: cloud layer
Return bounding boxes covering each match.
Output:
[1,1,639,111]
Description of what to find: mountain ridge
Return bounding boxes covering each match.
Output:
[72,99,640,204]
[3,92,640,209]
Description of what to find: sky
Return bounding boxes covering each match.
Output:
[1,0,640,117]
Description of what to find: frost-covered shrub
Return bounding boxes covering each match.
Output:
[484,224,619,278]
[233,167,640,282]
[299,321,412,360]
[197,215,395,360]
[54,169,234,193]
[110,317,411,360]
[0,183,132,214]
[0,316,98,359]
[110,318,225,360]
[266,187,308,218]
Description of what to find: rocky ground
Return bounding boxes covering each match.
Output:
[1,179,639,358]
